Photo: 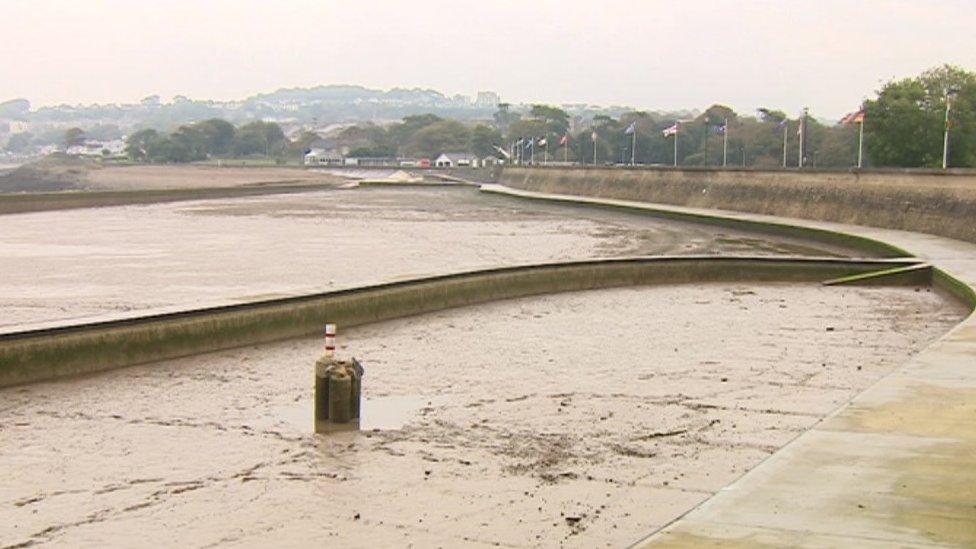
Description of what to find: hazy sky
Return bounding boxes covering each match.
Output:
[1,0,973,117]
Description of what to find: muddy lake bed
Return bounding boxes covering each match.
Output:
[0,186,968,547]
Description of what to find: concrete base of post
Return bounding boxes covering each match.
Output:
[314,356,364,433]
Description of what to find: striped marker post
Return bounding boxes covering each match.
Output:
[324,323,336,356]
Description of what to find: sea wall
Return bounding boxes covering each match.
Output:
[0,184,338,215]
[499,166,976,243]
[0,257,923,387]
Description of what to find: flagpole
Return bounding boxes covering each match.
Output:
[631,130,636,166]
[798,107,807,169]
[782,123,788,168]
[673,124,678,167]
[722,118,728,167]
[798,117,803,168]
[530,139,535,165]
[544,135,548,165]
[564,138,568,163]
[943,88,957,169]
[857,120,864,169]
[593,133,597,165]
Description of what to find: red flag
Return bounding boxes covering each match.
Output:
[559,134,569,146]
[840,109,865,125]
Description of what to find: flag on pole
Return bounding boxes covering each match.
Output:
[840,109,865,125]
[711,123,726,134]
[493,145,511,159]
[559,134,569,146]
[537,137,547,147]
[624,121,637,135]
[777,118,788,128]
[591,131,599,142]
[525,138,533,150]
[662,123,678,137]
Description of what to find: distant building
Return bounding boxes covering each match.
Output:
[344,157,399,168]
[8,121,29,134]
[434,152,479,168]
[303,148,344,166]
[475,91,500,109]
[66,139,126,157]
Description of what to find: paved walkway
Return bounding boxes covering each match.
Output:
[482,185,976,548]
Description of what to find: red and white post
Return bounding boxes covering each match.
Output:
[324,323,336,357]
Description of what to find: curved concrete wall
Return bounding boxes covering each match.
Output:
[499,166,976,244]
[0,257,922,388]
[0,184,337,215]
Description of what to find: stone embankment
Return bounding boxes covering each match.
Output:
[500,166,976,243]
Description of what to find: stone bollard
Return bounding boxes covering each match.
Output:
[314,355,364,433]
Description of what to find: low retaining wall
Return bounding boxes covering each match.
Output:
[499,166,976,244]
[0,257,923,387]
[481,184,912,258]
[0,183,339,215]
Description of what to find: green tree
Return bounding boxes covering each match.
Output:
[470,125,502,158]
[529,104,570,137]
[231,131,268,157]
[404,119,471,158]
[63,127,86,149]
[493,103,517,133]
[193,118,236,155]
[508,118,548,143]
[149,136,194,163]
[337,123,396,157]
[234,121,285,156]
[4,132,33,153]
[170,125,208,161]
[865,64,976,167]
[125,129,161,161]
[389,114,442,153]
[756,107,787,123]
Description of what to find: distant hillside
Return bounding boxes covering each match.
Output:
[5,85,497,134]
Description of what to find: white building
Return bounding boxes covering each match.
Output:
[8,121,29,134]
[434,152,479,168]
[66,139,126,157]
[475,91,500,109]
[303,148,343,166]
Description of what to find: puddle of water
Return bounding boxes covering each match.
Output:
[263,394,439,433]
[360,395,439,431]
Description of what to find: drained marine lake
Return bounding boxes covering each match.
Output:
[0,186,967,547]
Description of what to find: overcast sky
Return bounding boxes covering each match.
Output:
[1,0,973,118]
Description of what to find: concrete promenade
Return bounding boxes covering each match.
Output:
[482,185,976,548]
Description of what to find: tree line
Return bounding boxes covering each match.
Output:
[91,64,975,167]
[124,119,291,163]
[322,64,975,169]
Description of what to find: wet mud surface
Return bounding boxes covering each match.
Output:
[0,187,841,330]
[0,284,964,548]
